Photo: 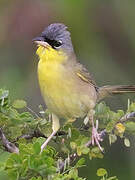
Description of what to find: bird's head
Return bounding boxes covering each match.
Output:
[33,23,74,62]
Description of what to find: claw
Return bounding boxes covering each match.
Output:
[91,120,103,151]
[87,117,104,152]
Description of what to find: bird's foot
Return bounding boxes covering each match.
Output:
[89,120,103,152]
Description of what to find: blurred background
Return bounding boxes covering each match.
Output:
[0,0,135,179]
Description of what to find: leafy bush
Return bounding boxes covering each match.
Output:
[0,89,135,179]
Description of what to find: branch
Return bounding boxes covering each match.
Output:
[0,128,19,153]
[0,128,66,154]
[13,129,47,142]
[13,129,67,143]
[120,112,135,122]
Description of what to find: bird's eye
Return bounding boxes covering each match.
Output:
[44,37,62,49]
[53,40,62,49]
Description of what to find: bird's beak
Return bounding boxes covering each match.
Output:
[34,41,50,49]
[32,37,50,49]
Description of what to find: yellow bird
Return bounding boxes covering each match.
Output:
[33,23,135,152]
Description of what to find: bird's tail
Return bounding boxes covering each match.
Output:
[97,85,135,101]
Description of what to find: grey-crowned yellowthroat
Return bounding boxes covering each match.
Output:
[33,23,135,152]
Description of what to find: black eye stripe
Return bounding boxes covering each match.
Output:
[44,37,62,49]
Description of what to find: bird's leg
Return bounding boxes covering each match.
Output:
[41,130,57,153]
[40,113,60,153]
[88,110,103,151]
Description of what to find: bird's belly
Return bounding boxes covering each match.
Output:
[38,62,89,119]
[45,87,87,119]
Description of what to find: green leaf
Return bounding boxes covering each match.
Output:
[12,99,27,109]
[69,168,78,178]
[124,138,130,147]
[81,147,90,154]
[89,147,104,160]
[8,153,21,164]
[127,102,135,112]
[91,147,100,154]
[28,155,38,169]
[117,110,124,117]
[19,143,33,155]
[97,168,107,177]
[125,122,135,133]
[0,170,9,180]
[70,128,80,141]
[77,147,82,156]
[109,134,117,145]
[106,120,117,133]
[70,142,77,150]
[0,151,10,170]
[76,158,85,167]
[33,142,41,154]
[7,169,19,180]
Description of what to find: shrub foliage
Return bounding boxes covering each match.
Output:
[0,89,135,179]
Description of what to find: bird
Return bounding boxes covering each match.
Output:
[33,23,135,152]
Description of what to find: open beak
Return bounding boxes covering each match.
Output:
[32,37,50,49]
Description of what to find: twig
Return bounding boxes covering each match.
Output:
[0,128,67,153]
[26,106,40,119]
[13,129,47,142]
[0,128,19,153]
[13,129,67,143]
[120,112,135,123]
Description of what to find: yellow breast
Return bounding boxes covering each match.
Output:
[37,46,88,120]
